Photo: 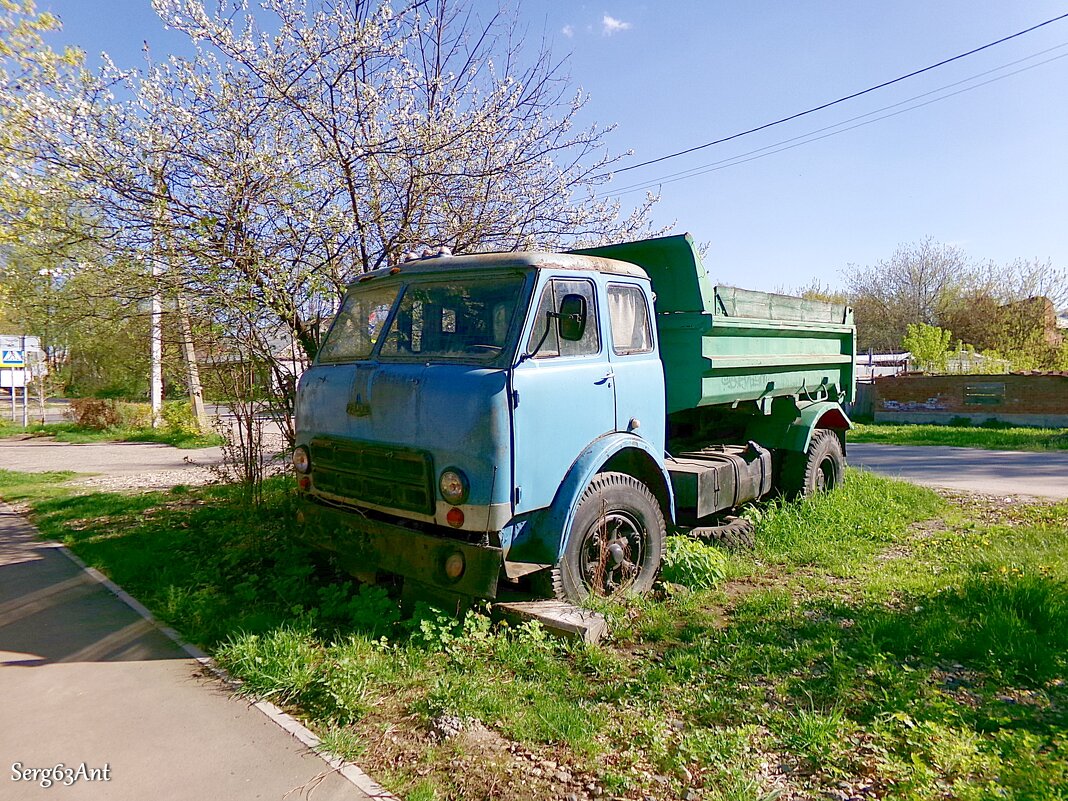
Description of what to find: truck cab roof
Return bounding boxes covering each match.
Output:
[348,250,650,289]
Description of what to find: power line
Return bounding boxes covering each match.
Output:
[611,11,1068,175]
[599,49,1068,199]
[598,42,1068,199]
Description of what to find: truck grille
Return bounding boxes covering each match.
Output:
[309,436,435,516]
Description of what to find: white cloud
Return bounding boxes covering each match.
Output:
[561,24,574,38]
[601,14,631,36]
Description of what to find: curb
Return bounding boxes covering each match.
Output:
[41,526,398,800]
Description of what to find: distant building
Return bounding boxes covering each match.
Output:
[856,352,909,382]
[942,349,1011,375]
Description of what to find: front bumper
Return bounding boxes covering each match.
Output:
[299,497,502,599]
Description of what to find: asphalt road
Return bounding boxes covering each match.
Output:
[849,442,1068,500]
[4,435,1065,500]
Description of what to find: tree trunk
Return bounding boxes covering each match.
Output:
[177,295,209,432]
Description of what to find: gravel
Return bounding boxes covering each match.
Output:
[2,433,289,491]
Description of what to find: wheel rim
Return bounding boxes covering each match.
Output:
[580,510,646,595]
[815,455,837,491]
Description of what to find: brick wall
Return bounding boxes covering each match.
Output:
[872,374,1068,426]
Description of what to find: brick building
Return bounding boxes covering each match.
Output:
[873,373,1068,427]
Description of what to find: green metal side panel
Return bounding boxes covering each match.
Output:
[659,313,855,413]
[716,285,852,325]
[572,233,856,415]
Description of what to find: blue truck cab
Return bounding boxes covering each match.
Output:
[295,234,855,604]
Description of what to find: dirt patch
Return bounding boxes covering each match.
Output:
[351,709,611,801]
[937,488,1061,523]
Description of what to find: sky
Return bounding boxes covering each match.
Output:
[37,1,1068,292]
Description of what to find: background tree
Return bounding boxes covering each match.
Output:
[11,0,661,445]
[843,238,967,353]
[902,322,952,373]
[842,239,1066,370]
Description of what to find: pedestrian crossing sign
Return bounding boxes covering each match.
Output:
[1,350,25,367]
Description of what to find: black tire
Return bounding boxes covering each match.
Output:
[689,517,756,550]
[552,471,666,602]
[780,429,845,498]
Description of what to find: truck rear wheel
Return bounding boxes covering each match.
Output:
[553,471,666,602]
[780,429,845,498]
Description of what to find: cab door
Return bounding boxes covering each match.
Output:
[510,275,614,515]
[605,281,666,453]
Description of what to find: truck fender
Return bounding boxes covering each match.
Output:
[796,401,852,453]
[747,399,852,455]
[539,433,675,562]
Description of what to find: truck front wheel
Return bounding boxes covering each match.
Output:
[780,429,845,498]
[553,471,666,602]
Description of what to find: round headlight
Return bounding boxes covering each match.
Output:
[439,468,469,505]
[293,445,311,474]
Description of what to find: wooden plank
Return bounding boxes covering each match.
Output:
[492,600,608,645]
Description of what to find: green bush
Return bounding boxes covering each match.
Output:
[161,400,201,436]
[117,402,153,429]
[661,535,727,590]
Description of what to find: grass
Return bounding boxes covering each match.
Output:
[0,420,223,448]
[851,421,1068,451]
[2,468,1066,799]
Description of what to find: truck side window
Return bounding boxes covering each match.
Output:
[607,283,653,355]
[527,279,600,358]
[317,284,401,363]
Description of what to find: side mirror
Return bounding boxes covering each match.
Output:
[557,293,587,341]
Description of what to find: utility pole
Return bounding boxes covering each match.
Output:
[151,257,163,428]
[150,160,167,429]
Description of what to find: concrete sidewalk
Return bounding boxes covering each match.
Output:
[0,504,382,801]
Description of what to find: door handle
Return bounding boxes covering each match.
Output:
[595,370,615,385]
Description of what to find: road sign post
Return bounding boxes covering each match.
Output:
[1,347,25,423]
[1,334,41,423]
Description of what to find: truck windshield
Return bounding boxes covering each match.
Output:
[379,274,527,363]
[317,284,400,363]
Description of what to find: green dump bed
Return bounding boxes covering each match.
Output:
[571,234,856,414]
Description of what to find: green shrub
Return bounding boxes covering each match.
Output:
[661,535,727,590]
[161,400,201,436]
[117,402,153,429]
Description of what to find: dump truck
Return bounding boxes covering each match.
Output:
[294,233,855,604]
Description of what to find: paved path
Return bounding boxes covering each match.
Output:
[849,443,1068,500]
[0,504,379,801]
